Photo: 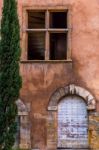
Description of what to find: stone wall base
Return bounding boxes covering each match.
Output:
[89,113,99,150]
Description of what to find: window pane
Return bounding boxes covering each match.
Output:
[28,11,45,29]
[50,33,67,60]
[28,32,45,60]
[50,12,67,28]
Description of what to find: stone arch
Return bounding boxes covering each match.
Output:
[47,85,96,150]
[48,84,96,111]
[16,99,31,149]
[16,99,29,116]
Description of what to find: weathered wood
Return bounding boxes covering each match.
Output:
[22,7,71,61]
[26,29,47,32]
[48,29,68,32]
[58,96,88,148]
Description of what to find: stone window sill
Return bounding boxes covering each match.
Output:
[20,59,72,63]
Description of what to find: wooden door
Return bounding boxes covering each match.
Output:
[58,95,88,148]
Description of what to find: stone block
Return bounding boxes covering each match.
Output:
[59,87,66,97]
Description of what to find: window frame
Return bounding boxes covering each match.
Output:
[21,6,72,62]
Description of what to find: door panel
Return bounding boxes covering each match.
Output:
[58,96,88,148]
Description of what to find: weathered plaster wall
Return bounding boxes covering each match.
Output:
[20,63,73,149]
[18,0,99,111]
[0,0,99,149]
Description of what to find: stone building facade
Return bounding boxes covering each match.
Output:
[0,0,99,150]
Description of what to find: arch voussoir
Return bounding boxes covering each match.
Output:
[48,84,96,111]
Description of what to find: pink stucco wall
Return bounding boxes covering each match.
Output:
[1,0,99,149]
[19,0,99,111]
[0,0,99,110]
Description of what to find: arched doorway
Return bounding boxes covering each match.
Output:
[47,85,96,150]
[58,95,88,148]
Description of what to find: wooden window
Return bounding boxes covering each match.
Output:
[28,11,45,29]
[23,9,71,61]
[50,12,67,28]
[28,32,45,60]
[50,33,67,60]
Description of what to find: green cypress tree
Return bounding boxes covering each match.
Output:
[0,0,22,149]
